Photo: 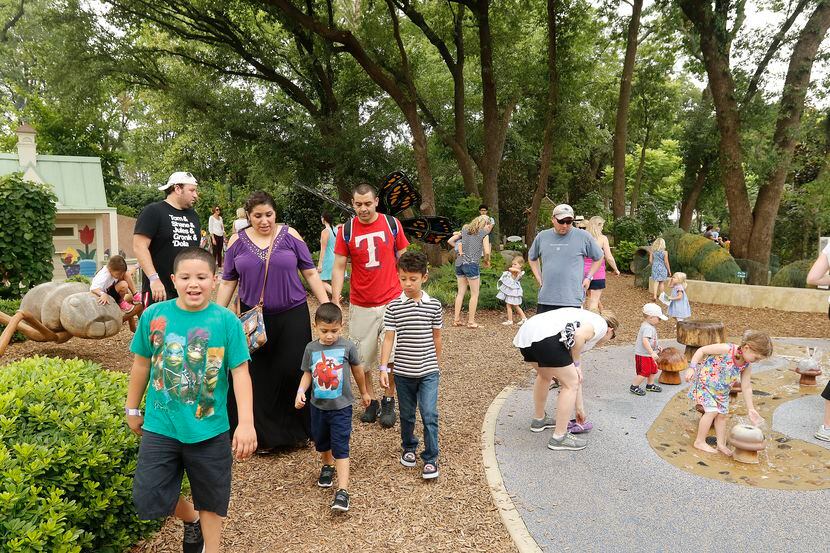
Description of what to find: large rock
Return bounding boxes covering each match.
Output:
[60,292,123,338]
[41,282,90,331]
[19,282,61,322]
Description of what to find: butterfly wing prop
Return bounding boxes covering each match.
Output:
[400,216,455,244]
[295,183,354,217]
[378,171,420,214]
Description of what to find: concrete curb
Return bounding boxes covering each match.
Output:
[481,385,543,553]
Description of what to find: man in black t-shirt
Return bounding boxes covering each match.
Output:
[133,171,201,306]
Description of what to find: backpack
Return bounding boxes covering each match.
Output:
[342,214,398,245]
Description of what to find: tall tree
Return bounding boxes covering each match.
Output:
[610,0,643,219]
[679,0,830,282]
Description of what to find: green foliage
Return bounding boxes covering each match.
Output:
[452,196,484,228]
[0,298,25,343]
[64,275,91,285]
[0,174,58,299]
[0,357,160,551]
[613,241,640,275]
[110,184,162,218]
[770,260,814,288]
[425,256,539,311]
[610,217,646,245]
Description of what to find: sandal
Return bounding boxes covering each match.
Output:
[467,322,480,329]
[501,320,514,326]
[567,419,593,434]
[452,320,464,327]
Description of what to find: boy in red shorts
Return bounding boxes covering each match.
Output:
[629,303,667,396]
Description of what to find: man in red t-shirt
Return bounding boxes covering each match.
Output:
[332,184,409,427]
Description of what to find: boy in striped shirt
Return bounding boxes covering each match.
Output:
[379,251,443,479]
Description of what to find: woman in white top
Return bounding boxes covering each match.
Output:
[208,206,225,268]
[513,308,619,451]
[232,207,249,234]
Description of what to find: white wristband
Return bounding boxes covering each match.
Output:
[379,364,391,373]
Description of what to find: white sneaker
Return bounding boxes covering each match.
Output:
[816,425,830,442]
[518,318,528,326]
[501,320,514,326]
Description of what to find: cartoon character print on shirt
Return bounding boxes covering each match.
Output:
[312,348,346,400]
[150,317,167,392]
[183,329,209,404]
[196,347,224,419]
[162,333,186,401]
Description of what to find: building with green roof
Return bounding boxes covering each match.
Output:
[0,124,119,280]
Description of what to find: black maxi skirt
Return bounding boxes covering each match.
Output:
[227,301,312,449]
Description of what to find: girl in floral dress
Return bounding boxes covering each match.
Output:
[684,331,773,455]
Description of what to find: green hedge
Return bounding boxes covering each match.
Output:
[0,174,58,299]
[425,254,540,311]
[770,259,813,288]
[0,357,159,552]
[0,298,25,343]
[662,226,740,283]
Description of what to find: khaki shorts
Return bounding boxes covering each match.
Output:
[349,303,394,370]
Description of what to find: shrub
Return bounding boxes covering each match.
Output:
[0,357,160,551]
[613,241,640,274]
[665,227,741,283]
[0,174,58,299]
[610,216,646,245]
[111,184,161,218]
[0,298,24,343]
[770,259,814,288]
[64,275,91,285]
[425,257,539,311]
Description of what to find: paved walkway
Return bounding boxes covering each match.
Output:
[493,338,830,552]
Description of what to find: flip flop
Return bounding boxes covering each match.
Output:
[467,323,480,329]
[567,419,593,434]
[452,320,464,327]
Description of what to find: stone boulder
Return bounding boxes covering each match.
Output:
[60,292,123,338]
[41,282,90,331]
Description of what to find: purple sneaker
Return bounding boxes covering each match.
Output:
[568,419,593,434]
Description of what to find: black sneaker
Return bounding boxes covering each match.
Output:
[360,399,380,423]
[422,463,439,479]
[645,384,663,393]
[182,519,204,553]
[629,385,646,396]
[400,450,417,467]
[331,488,350,512]
[317,464,335,488]
[379,396,396,428]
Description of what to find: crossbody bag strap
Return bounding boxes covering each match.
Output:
[258,227,279,306]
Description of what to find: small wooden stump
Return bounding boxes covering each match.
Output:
[677,319,725,364]
[657,347,685,385]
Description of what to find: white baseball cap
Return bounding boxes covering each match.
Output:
[552,204,575,219]
[643,303,668,320]
[158,171,198,191]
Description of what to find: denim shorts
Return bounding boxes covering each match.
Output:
[454,262,481,279]
[310,404,353,459]
[133,430,232,519]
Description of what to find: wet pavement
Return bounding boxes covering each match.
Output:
[493,338,830,552]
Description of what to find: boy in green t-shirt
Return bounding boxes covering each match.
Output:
[126,247,256,553]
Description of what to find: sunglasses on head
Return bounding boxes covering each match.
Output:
[555,217,574,225]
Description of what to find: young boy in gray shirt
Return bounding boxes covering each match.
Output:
[295,303,371,512]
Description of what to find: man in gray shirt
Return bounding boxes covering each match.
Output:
[528,204,604,313]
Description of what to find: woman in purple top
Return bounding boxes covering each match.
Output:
[217,191,329,450]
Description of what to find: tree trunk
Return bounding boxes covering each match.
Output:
[746,0,830,280]
[629,133,648,217]
[678,158,710,231]
[679,0,754,258]
[611,0,643,219]
[526,0,559,246]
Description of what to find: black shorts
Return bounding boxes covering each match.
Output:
[822,380,830,401]
[536,304,573,314]
[588,279,606,290]
[310,404,353,459]
[519,332,573,368]
[133,430,232,519]
[106,284,122,302]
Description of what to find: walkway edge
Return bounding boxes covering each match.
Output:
[481,385,543,553]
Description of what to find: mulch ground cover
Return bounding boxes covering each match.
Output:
[3,275,829,552]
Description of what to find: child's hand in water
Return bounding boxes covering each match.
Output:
[748,408,764,426]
